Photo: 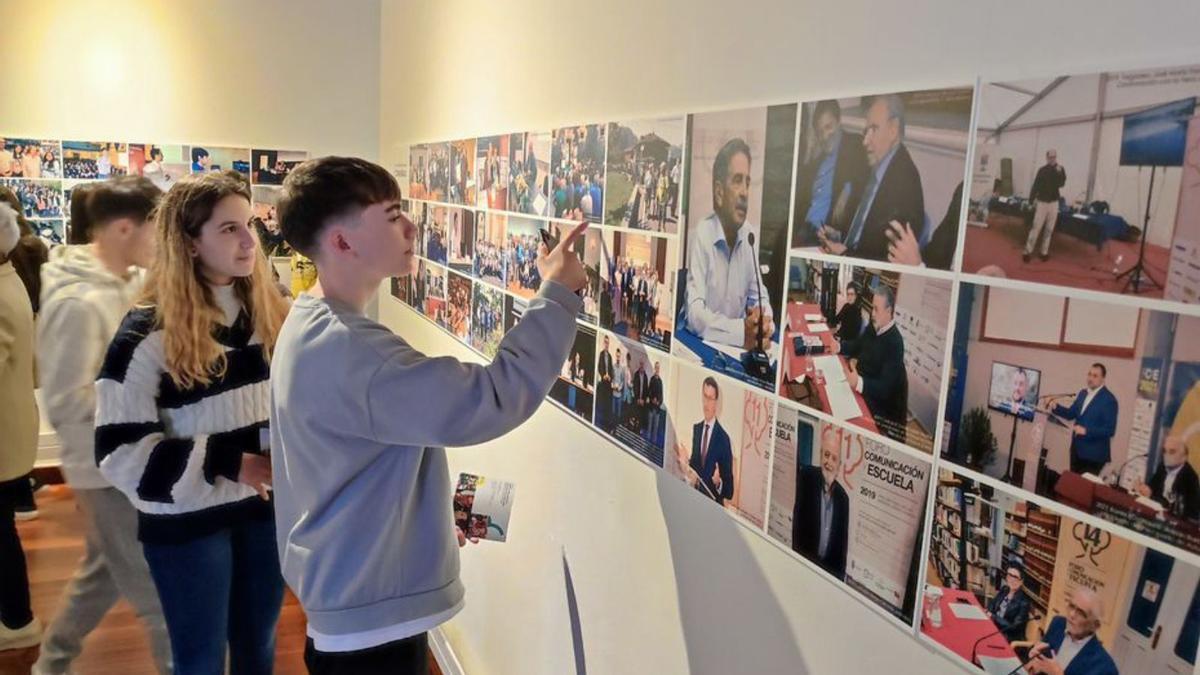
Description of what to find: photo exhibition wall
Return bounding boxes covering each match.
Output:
[0,138,304,255]
[397,61,1200,675]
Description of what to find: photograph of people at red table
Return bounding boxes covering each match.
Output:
[924,469,1200,675]
[779,255,952,454]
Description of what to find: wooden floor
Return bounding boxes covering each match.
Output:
[0,485,443,675]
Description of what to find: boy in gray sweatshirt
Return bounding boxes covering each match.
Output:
[270,157,587,674]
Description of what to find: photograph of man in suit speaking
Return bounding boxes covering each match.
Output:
[682,376,735,505]
[1044,363,1119,476]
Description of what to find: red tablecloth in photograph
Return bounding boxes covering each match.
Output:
[922,587,1018,664]
[780,302,878,435]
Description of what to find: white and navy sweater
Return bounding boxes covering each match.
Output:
[94,285,272,544]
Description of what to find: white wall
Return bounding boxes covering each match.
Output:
[0,0,379,160]
[379,2,1200,673]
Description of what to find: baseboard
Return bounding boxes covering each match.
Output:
[429,626,465,675]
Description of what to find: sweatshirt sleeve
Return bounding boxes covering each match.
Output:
[37,297,103,432]
[366,280,581,448]
[94,311,260,505]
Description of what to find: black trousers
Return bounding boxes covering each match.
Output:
[0,476,33,630]
[1070,453,1106,476]
[305,633,429,675]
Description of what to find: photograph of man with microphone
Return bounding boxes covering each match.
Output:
[923,470,1198,675]
[942,280,1200,555]
[779,256,952,454]
[675,103,797,392]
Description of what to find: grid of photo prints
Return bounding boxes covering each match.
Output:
[397,62,1200,675]
[0,136,305,254]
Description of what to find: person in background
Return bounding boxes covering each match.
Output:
[986,565,1031,642]
[1136,434,1200,520]
[34,177,173,674]
[1023,150,1066,263]
[0,201,41,651]
[830,281,863,344]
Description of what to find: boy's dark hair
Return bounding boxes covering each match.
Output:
[191,147,209,163]
[278,157,401,256]
[88,177,163,229]
[67,182,98,244]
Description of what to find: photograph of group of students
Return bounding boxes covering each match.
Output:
[942,280,1200,557]
[665,362,774,528]
[767,407,932,624]
[474,211,506,287]
[594,330,669,465]
[505,215,546,298]
[789,87,974,271]
[604,117,684,233]
[963,63,1200,304]
[476,134,509,210]
[779,255,952,453]
[469,281,505,359]
[250,148,306,185]
[62,140,129,179]
[448,138,476,206]
[544,220,603,323]
[0,178,64,219]
[0,137,62,177]
[675,103,797,393]
[447,207,476,274]
[925,469,1200,675]
[598,229,677,352]
[550,124,606,223]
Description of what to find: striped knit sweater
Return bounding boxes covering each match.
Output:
[94,286,272,544]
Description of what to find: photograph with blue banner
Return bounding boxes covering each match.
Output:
[924,468,1200,675]
[942,279,1200,555]
[675,103,797,392]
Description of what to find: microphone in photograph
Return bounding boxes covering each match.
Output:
[741,232,772,379]
[969,626,1006,666]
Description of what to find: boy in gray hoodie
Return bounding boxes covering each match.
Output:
[34,177,172,675]
[270,157,587,674]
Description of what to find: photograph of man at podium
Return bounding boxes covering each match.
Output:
[675,104,797,393]
[942,280,1200,555]
[665,363,775,527]
[1044,364,1119,476]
